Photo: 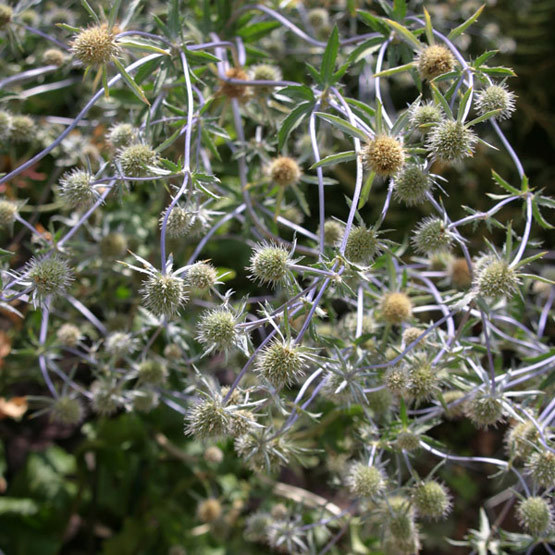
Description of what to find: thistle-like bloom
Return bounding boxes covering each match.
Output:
[476,84,516,120]
[411,481,452,520]
[393,165,433,206]
[10,115,35,144]
[100,232,127,258]
[504,420,539,461]
[117,143,159,178]
[196,307,239,354]
[516,497,553,536]
[320,219,344,246]
[107,123,137,149]
[526,451,555,488]
[220,67,251,101]
[185,395,229,439]
[43,48,65,66]
[405,357,440,403]
[50,395,84,425]
[140,271,187,318]
[381,497,421,555]
[363,135,405,176]
[466,392,505,428]
[249,242,291,287]
[346,463,386,497]
[473,257,519,299]
[396,431,421,451]
[0,3,13,28]
[409,101,442,133]
[56,323,82,347]
[256,338,309,388]
[197,498,222,523]
[105,331,137,357]
[344,225,380,265]
[71,24,120,67]
[427,120,477,162]
[381,292,412,324]
[27,255,74,303]
[186,261,218,290]
[59,169,98,210]
[269,156,301,187]
[137,359,168,385]
[412,217,454,255]
[0,199,18,232]
[417,44,455,81]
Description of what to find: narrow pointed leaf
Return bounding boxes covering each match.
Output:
[113,58,150,105]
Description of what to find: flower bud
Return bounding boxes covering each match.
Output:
[526,451,555,488]
[417,45,455,81]
[140,272,187,318]
[220,67,251,101]
[71,24,120,66]
[59,169,97,210]
[197,498,222,523]
[56,323,82,347]
[427,120,477,162]
[27,255,74,301]
[51,395,84,425]
[412,217,453,255]
[476,84,516,120]
[249,243,291,286]
[474,258,519,299]
[346,463,386,497]
[100,232,127,258]
[0,199,18,232]
[269,156,301,187]
[393,165,432,205]
[364,135,405,176]
[256,339,308,388]
[344,225,379,265]
[137,359,167,385]
[187,261,218,290]
[466,392,505,428]
[107,123,137,149]
[517,497,553,536]
[197,308,238,353]
[411,480,452,520]
[117,143,158,177]
[43,48,65,66]
[10,115,35,144]
[381,292,412,324]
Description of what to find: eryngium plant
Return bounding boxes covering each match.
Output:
[0,1,553,553]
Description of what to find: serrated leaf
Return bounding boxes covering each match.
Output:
[357,10,390,35]
[117,38,170,56]
[491,170,520,195]
[277,85,315,102]
[457,86,473,121]
[448,4,485,40]
[430,83,453,119]
[80,0,100,24]
[532,199,554,229]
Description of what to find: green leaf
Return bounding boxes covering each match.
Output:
[277,85,315,102]
[399,398,408,426]
[423,8,434,44]
[185,49,221,64]
[358,170,376,209]
[473,50,498,67]
[430,83,453,119]
[457,86,473,122]
[465,109,502,127]
[80,0,100,24]
[347,36,384,65]
[514,251,547,269]
[310,151,357,170]
[373,62,415,78]
[56,23,81,33]
[393,0,407,20]
[278,102,313,150]
[491,170,521,195]
[383,19,422,51]
[357,10,390,35]
[532,200,553,229]
[448,4,485,40]
[108,0,122,28]
[480,66,517,77]
[112,58,150,105]
[314,112,368,142]
[117,38,170,56]
[320,25,340,85]
[237,21,281,41]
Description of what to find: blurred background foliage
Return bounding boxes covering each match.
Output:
[0,0,553,554]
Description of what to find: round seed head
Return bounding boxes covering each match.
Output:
[249,243,290,286]
[197,308,238,353]
[384,365,409,395]
[140,272,187,318]
[364,135,405,176]
[137,359,168,385]
[476,84,516,120]
[393,165,433,205]
[256,339,307,388]
[228,409,255,437]
[0,111,12,141]
[474,258,519,299]
[27,255,74,301]
[402,327,424,346]
[100,232,127,258]
[107,123,137,149]
[321,219,344,246]
[185,396,228,439]
[187,261,218,290]
[132,389,159,412]
[71,24,120,66]
[0,199,18,231]
[59,169,97,210]
[244,511,271,542]
[308,8,329,29]
[427,120,477,162]
[90,380,121,416]
[381,292,412,324]
[204,445,224,464]
[526,451,555,488]
[250,63,282,82]
[417,44,455,80]
[412,481,452,520]
[339,311,374,338]
[412,217,453,255]
[383,498,418,547]
[220,67,251,101]
[117,143,158,177]
[344,225,379,265]
[50,395,84,425]
[197,499,222,523]
[43,48,65,66]
[466,393,505,428]
[409,101,442,133]
[405,358,439,403]
[234,428,293,472]
[10,115,35,143]
[0,4,12,27]
[448,257,472,289]
[160,205,189,238]
[163,343,182,361]
[396,431,421,451]
[505,420,539,461]
[105,331,136,357]
[56,323,82,347]
[269,156,301,187]
[517,497,553,536]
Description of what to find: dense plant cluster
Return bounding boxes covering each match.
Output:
[0,0,553,553]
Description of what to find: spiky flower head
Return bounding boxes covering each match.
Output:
[105,331,136,357]
[197,498,222,523]
[197,308,238,353]
[117,143,158,177]
[0,4,13,27]
[50,395,84,425]
[244,511,271,542]
[363,135,405,176]
[10,115,35,143]
[307,8,329,29]
[269,156,301,188]
[405,357,440,403]
[132,389,159,413]
[43,48,65,66]
[186,261,218,290]
[339,311,374,339]
[56,323,82,347]
[235,427,296,472]
[267,517,307,554]
[256,338,308,388]
[220,67,251,101]
[476,84,516,120]
[71,24,120,67]
[417,44,455,81]
[249,242,291,286]
[204,445,224,464]
[228,409,255,437]
[100,232,127,258]
[0,111,12,141]
[409,101,442,133]
[368,388,393,416]
[0,199,18,232]
[393,165,433,205]
[140,272,187,318]
[137,359,168,385]
[427,120,477,162]
[412,481,452,520]
[107,123,137,149]
[381,292,412,324]
[385,365,409,395]
[505,420,539,461]
[250,64,282,94]
[382,497,420,554]
[59,169,97,210]
[321,219,344,246]
[27,255,74,302]
[90,379,121,416]
[526,451,555,488]
[466,392,505,428]
[396,431,421,451]
[185,394,229,439]
[412,217,453,255]
[346,463,386,497]
[344,225,380,265]
[163,343,181,361]
[448,257,472,289]
[516,497,553,536]
[474,257,519,299]
[402,327,424,347]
